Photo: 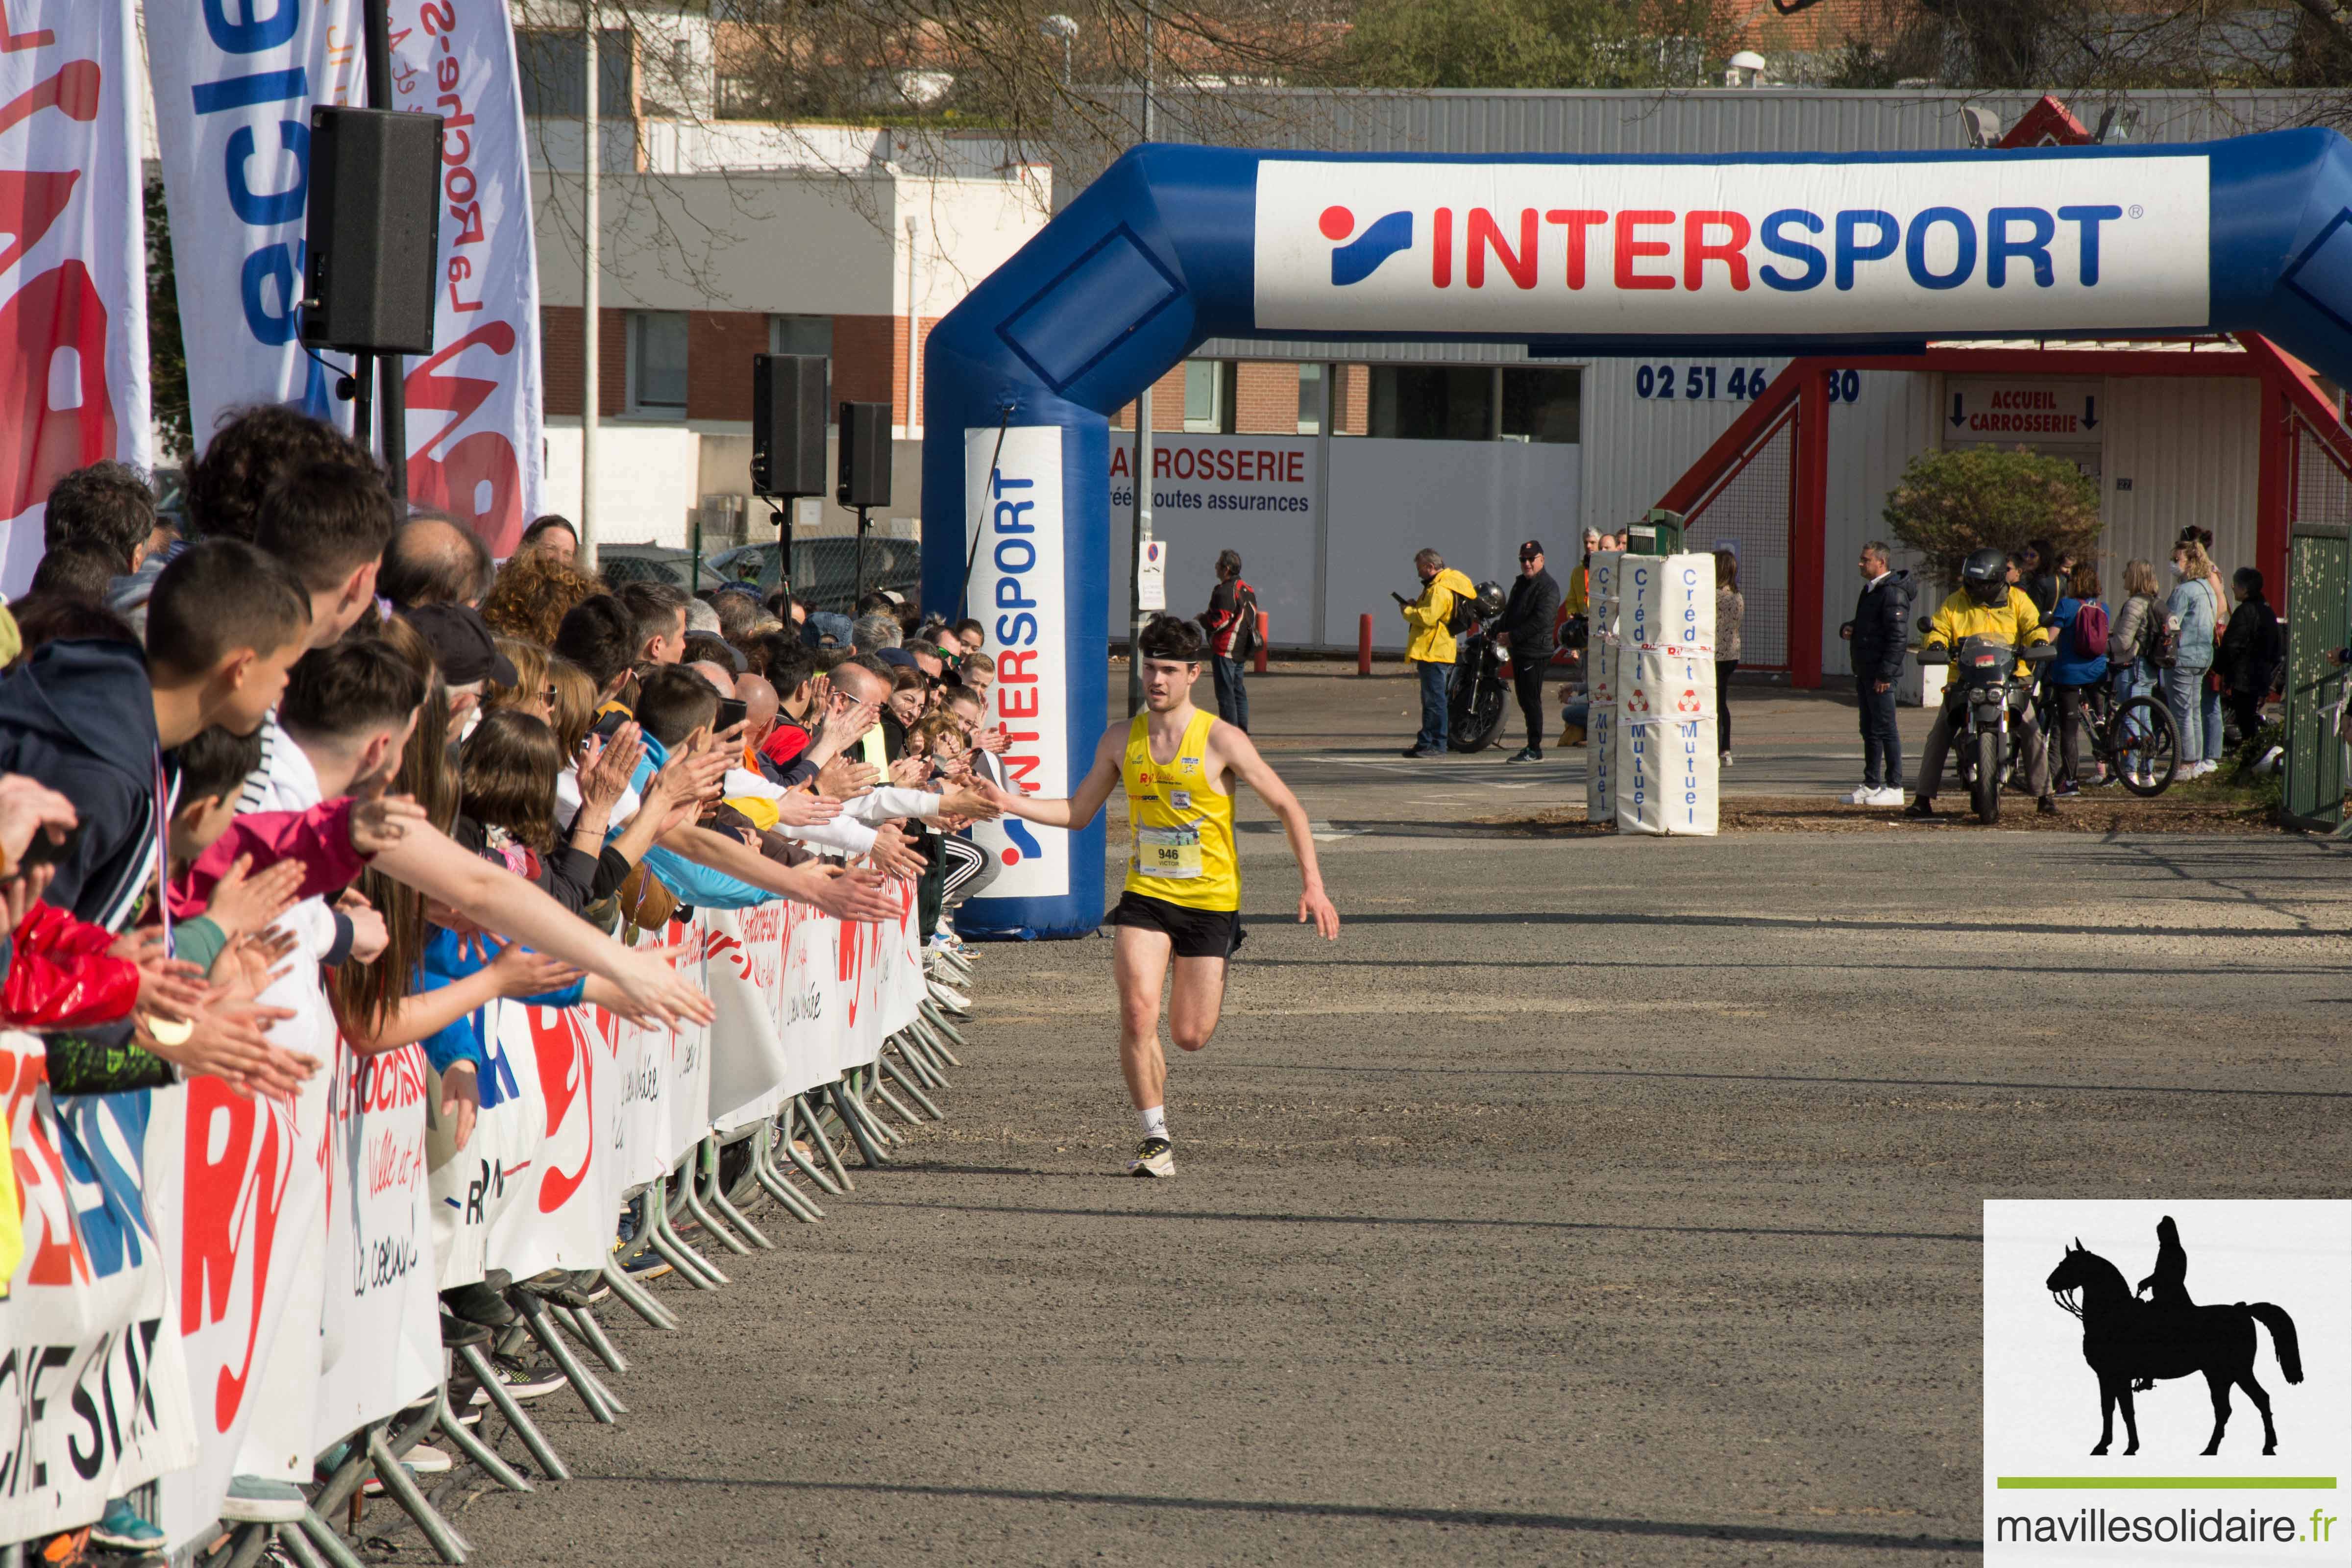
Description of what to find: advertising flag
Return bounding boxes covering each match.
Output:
[387,0,545,552]
[0,0,151,593]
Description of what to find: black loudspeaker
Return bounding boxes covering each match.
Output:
[752,354,828,498]
[300,107,444,353]
[837,401,892,508]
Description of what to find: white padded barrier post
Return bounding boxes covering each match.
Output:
[1585,551,1622,824]
[1615,553,1719,835]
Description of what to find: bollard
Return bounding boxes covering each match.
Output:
[1254,610,1270,674]
[1357,613,1372,676]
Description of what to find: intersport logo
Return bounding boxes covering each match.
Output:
[1255,156,2212,336]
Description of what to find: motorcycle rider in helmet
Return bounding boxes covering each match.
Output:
[1905,546,2060,817]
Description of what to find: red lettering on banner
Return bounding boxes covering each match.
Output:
[998,651,1036,682]
[1,1044,88,1288]
[0,262,117,519]
[1614,210,1675,291]
[1467,207,1538,290]
[0,168,77,276]
[179,1078,290,1431]
[1544,209,1606,290]
[0,0,57,52]
[0,58,99,138]
[403,320,522,548]
[1683,210,1752,292]
[530,1006,595,1214]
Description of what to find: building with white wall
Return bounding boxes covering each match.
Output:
[513,7,1050,555]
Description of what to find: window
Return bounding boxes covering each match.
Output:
[1183,360,1234,433]
[1369,366,1494,441]
[515,29,632,119]
[1297,363,1324,435]
[627,310,689,416]
[1501,368,1581,444]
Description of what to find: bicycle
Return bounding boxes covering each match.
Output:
[2014,669,2179,797]
[2079,678,2181,794]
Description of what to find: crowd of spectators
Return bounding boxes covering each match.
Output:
[0,410,1014,1559]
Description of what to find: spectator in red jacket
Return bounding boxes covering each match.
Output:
[1200,549,1259,733]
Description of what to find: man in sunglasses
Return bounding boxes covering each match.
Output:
[1492,539,1561,763]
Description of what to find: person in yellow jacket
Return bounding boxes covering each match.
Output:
[1906,546,2059,818]
[1394,548,1476,756]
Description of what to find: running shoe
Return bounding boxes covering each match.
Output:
[361,1443,453,1496]
[1719,751,1733,767]
[1505,746,1539,763]
[1127,1136,1176,1178]
[2054,779,2081,797]
[1867,786,1906,807]
[1843,784,1876,805]
[89,1501,164,1553]
[467,1356,567,1404]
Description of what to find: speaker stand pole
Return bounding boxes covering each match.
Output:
[1128,388,1151,719]
[577,0,600,571]
[853,504,870,608]
[361,0,405,496]
[350,357,375,471]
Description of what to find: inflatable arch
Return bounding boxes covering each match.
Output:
[926,129,2352,938]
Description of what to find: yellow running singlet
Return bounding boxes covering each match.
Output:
[1121,708,1239,912]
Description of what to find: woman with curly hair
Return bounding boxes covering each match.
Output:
[481,548,603,647]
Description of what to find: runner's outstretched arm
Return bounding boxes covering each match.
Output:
[980,730,1122,831]
[1217,724,1340,938]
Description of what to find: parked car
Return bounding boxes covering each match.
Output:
[596,542,728,593]
[707,537,922,615]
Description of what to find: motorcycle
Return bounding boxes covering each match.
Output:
[1917,630,2057,824]
[1446,581,1511,753]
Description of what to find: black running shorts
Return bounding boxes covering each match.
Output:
[1106,890,1245,959]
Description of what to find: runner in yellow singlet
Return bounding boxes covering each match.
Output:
[978,615,1340,1177]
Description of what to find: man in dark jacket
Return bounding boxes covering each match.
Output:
[1839,540,1913,804]
[1494,540,1561,762]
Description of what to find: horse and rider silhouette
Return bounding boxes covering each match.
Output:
[2044,1216,2303,1457]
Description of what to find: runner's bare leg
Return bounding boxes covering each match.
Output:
[1167,956,1229,1055]
[1114,924,1175,1109]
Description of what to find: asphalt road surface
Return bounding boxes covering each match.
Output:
[454,673,2350,1567]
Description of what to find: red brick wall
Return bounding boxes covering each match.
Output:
[686,311,768,420]
[833,314,896,411]
[890,315,941,427]
[1234,362,1299,435]
[1336,363,1369,435]
[1110,366,1187,431]
[541,306,626,417]
[539,307,943,427]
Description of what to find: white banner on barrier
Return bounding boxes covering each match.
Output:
[145,1069,326,1547]
[312,1044,440,1454]
[385,0,545,551]
[8,884,930,1544]
[0,1045,196,1545]
[0,0,152,594]
[147,0,361,448]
